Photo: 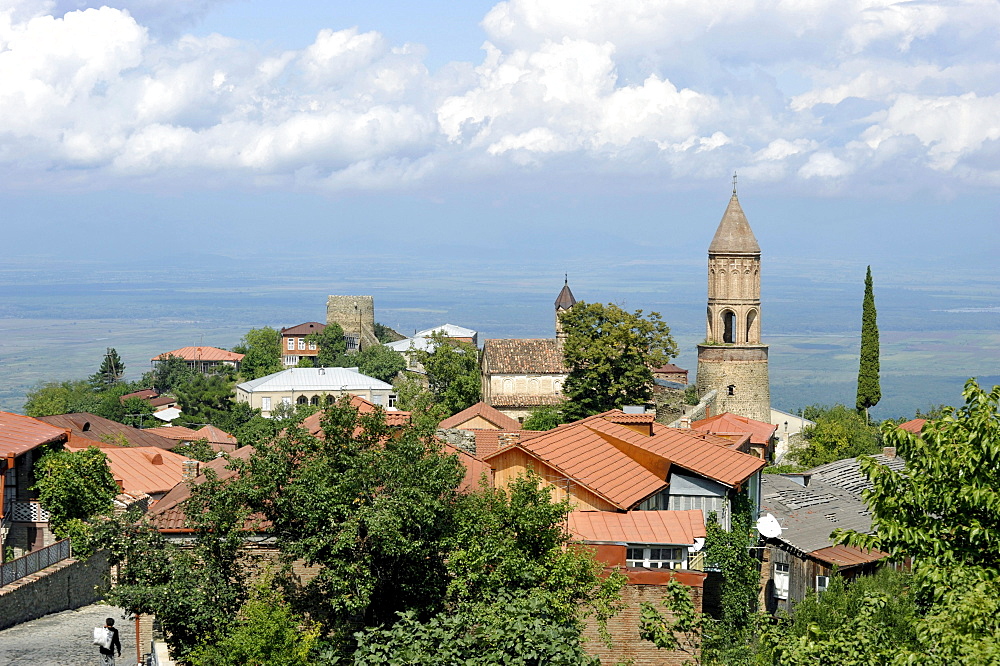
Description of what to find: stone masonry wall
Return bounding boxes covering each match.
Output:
[0,551,110,630]
[326,295,378,350]
[582,582,703,665]
[697,345,770,423]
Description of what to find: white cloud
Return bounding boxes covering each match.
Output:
[0,0,998,193]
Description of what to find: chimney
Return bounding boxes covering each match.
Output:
[181,460,200,482]
[679,418,691,429]
[883,446,896,459]
[497,432,521,449]
[115,479,124,491]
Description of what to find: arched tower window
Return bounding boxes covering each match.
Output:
[747,310,758,344]
[723,310,735,344]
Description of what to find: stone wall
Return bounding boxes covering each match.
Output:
[581,580,703,665]
[653,384,686,425]
[435,428,477,454]
[0,551,110,630]
[696,345,770,422]
[326,295,378,350]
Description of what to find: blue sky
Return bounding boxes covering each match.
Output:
[2,0,999,269]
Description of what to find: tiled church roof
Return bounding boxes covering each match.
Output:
[481,338,566,374]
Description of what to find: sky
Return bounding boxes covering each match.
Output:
[2,0,999,267]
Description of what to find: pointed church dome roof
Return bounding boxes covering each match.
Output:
[709,194,760,254]
[555,278,577,310]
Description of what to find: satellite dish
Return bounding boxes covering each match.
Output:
[756,512,782,539]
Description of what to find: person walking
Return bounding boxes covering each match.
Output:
[99,617,122,666]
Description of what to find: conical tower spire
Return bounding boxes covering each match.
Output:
[554,275,576,310]
[708,192,760,255]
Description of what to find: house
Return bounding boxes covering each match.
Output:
[438,402,521,432]
[652,363,689,384]
[235,367,397,417]
[0,412,70,558]
[569,509,707,570]
[119,389,178,412]
[37,413,180,450]
[280,322,325,367]
[691,412,777,461]
[759,473,889,615]
[769,408,815,462]
[152,346,244,374]
[480,280,576,422]
[64,440,197,502]
[482,410,766,529]
[144,424,238,453]
[387,324,478,374]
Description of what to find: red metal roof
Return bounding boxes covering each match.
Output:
[484,422,669,510]
[810,544,889,567]
[145,426,202,441]
[569,510,705,545]
[0,412,68,457]
[691,412,777,446]
[898,419,926,434]
[64,444,194,496]
[147,447,255,531]
[37,413,180,450]
[439,402,522,431]
[152,346,244,362]
[281,322,326,336]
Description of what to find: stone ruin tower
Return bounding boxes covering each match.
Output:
[326,295,378,353]
[695,187,771,422]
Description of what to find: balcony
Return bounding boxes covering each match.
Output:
[11,501,50,523]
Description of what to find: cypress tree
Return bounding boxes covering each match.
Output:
[856,266,881,421]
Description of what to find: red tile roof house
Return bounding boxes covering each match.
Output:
[0,412,70,558]
[144,425,239,453]
[64,439,199,503]
[152,346,244,375]
[691,412,778,462]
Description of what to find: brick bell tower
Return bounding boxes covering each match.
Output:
[695,178,771,422]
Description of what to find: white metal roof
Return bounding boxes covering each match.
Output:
[387,324,478,354]
[236,367,393,393]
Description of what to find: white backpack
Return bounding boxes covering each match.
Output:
[92,627,112,650]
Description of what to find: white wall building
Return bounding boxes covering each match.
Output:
[235,367,396,417]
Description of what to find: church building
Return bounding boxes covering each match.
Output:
[695,186,771,423]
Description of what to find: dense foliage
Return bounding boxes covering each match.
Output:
[856,266,881,420]
[521,405,567,431]
[412,332,481,415]
[234,327,283,380]
[786,404,880,468]
[152,353,195,392]
[560,302,677,419]
[309,322,349,367]
[101,399,620,663]
[90,347,125,389]
[33,447,117,546]
[353,343,406,383]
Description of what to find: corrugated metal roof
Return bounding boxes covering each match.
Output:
[439,402,522,431]
[692,412,777,446]
[0,412,68,457]
[569,510,705,545]
[807,453,906,498]
[37,413,179,450]
[414,324,477,339]
[810,544,889,567]
[761,474,876,556]
[152,346,244,362]
[236,367,392,393]
[64,443,193,496]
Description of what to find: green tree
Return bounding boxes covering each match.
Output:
[152,353,195,393]
[374,322,404,343]
[24,379,101,417]
[787,404,880,468]
[560,302,677,420]
[355,344,406,383]
[391,374,448,431]
[172,438,218,462]
[175,374,234,426]
[639,579,705,663]
[856,266,881,422]
[90,347,125,389]
[309,322,349,367]
[415,333,481,415]
[235,327,283,380]
[521,405,566,431]
[33,447,117,540]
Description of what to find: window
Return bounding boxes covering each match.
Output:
[283,355,298,366]
[308,341,316,350]
[345,334,359,351]
[297,395,308,405]
[626,546,686,570]
[774,562,790,599]
[298,338,306,350]
[388,394,397,408]
[727,384,736,396]
[372,394,383,405]
[287,338,294,350]
[816,575,829,593]
[261,397,271,411]
[310,395,320,406]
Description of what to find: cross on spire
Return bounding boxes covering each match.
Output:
[732,171,738,195]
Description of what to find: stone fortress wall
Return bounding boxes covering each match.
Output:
[326,295,379,350]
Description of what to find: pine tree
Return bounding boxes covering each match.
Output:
[91,347,125,388]
[856,266,880,421]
